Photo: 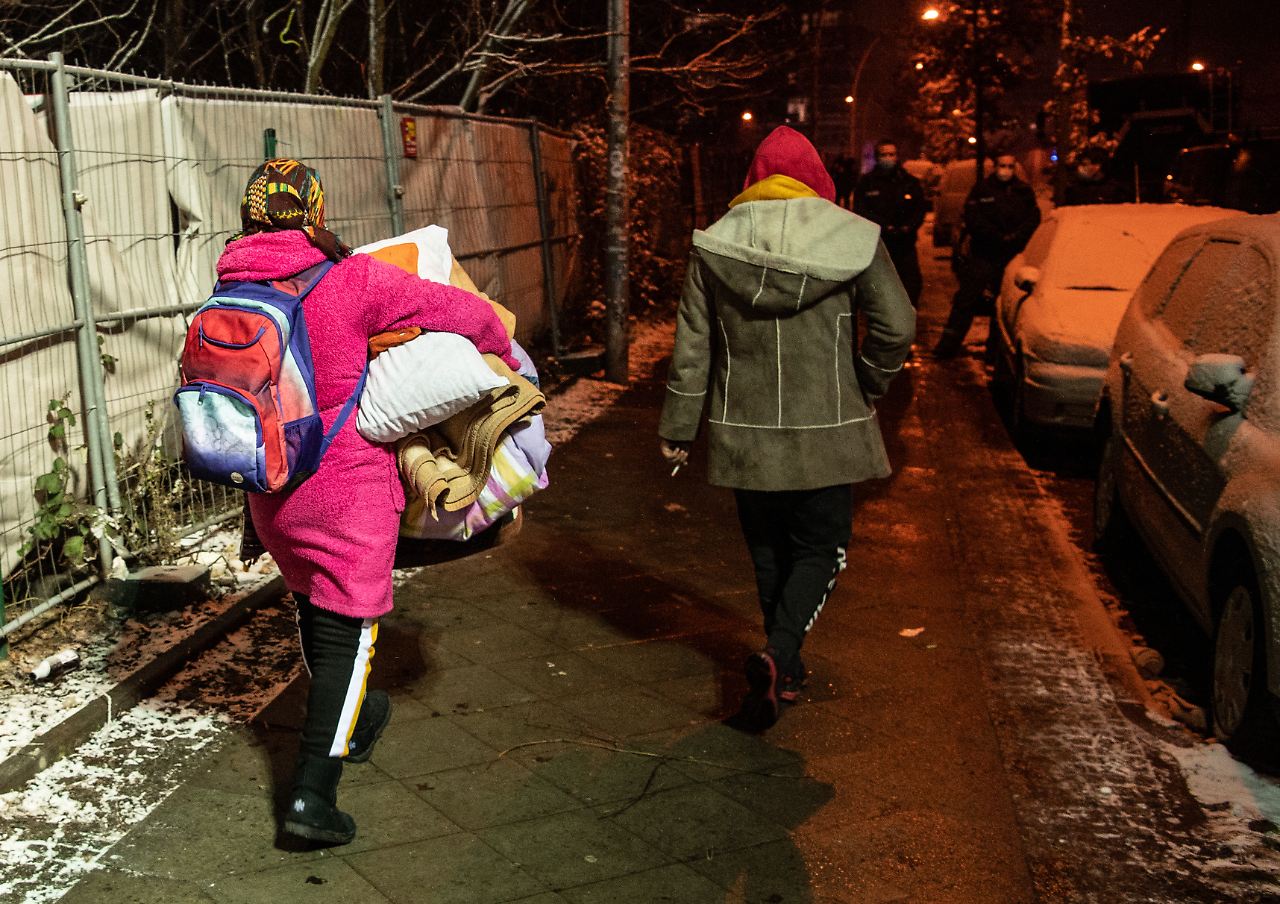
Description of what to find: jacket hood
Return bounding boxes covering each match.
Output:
[693,197,880,314]
[217,230,329,282]
[744,126,836,203]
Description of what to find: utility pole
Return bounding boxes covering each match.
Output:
[604,0,630,383]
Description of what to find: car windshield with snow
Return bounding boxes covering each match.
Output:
[991,203,1235,433]
[1096,211,1280,747]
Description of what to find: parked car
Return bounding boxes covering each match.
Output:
[903,158,942,210]
[1095,212,1280,745]
[1165,137,1280,214]
[991,203,1234,432]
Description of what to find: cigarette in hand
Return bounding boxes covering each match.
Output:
[671,463,681,477]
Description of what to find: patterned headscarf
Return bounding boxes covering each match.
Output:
[233,158,351,261]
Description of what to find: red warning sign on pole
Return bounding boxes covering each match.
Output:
[400,116,418,158]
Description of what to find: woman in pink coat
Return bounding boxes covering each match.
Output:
[220,159,516,845]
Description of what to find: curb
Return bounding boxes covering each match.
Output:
[0,575,287,793]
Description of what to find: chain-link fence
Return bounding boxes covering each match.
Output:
[0,55,579,653]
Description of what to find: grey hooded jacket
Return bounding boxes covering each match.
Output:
[659,197,916,491]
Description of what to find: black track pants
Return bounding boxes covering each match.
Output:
[733,485,852,671]
[294,594,378,759]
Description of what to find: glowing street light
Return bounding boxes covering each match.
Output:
[922,8,940,21]
[844,95,854,104]
[1191,61,1206,72]
[741,111,753,122]
[915,61,925,70]
[967,136,977,144]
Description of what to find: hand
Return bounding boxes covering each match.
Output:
[659,440,690,467]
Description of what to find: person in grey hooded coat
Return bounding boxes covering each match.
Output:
[659,126,915,731]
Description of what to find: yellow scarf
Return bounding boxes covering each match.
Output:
[729,174,820,208]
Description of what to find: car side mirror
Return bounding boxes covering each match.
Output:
[1185,354,1255,413]
[1013,266,1040,293]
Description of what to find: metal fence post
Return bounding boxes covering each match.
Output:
[49,52,117,577]
[528,121,562,357]
[378,94,405,234]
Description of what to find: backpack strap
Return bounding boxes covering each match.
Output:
[320,361,369,457]
[295,261,368,455]
[293,260,335,296]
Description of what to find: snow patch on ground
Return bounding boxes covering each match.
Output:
[0,602,298,903]
[0,526,277,762]
[1171,741,1280,825]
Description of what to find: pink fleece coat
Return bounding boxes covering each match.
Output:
[218,231,517,619]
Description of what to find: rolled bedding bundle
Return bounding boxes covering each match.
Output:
[400,415,551,541]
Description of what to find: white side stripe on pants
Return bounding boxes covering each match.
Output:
[804,546,847,635]
[328,619,378,757]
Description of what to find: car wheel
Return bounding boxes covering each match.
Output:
[1092,432,1132,552]
[1211,575,1274,746]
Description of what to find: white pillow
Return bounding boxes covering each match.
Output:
[354,225,453,283]
[357,331,506,443]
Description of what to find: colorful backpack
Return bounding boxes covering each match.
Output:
[174,261,366,493]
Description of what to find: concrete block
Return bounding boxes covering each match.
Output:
[104,564,212,614]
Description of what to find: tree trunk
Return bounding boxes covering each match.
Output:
[304,0,356,94]
[367,0,386,98]
[163,0,187,80]
[459,0,529,112]
[240,0,268,88]
[604,0,630,383]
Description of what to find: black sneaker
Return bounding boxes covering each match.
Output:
[778,656,808,704]
[345,690,391,764]
[732,650,781,732]
[282,788,356,845]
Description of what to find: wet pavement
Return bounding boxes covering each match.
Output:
[9,235,1280,903]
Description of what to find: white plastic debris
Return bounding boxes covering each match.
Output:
[29,649,81,682]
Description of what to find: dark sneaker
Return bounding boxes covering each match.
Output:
[731,650,781,732]
[282,788,356,845]
[930,340,961,359]
[345,690,391,764]
[778,656,808,704]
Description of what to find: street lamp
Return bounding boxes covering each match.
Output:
[1191,61,1206,72]
[922,8,941,21]
[741,111,753,122]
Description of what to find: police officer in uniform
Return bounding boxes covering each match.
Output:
[854,140,926,306]
[933,152,1040,358]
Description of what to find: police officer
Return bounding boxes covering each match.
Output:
[854,140,926,305]
[933,152,1040,358]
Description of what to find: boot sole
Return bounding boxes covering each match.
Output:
[282,818,356,845]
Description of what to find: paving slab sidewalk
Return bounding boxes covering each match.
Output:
[44,320,1052,904]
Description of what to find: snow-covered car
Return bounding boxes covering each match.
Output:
[991,203,1235,432]
[1095,212,1280,744]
